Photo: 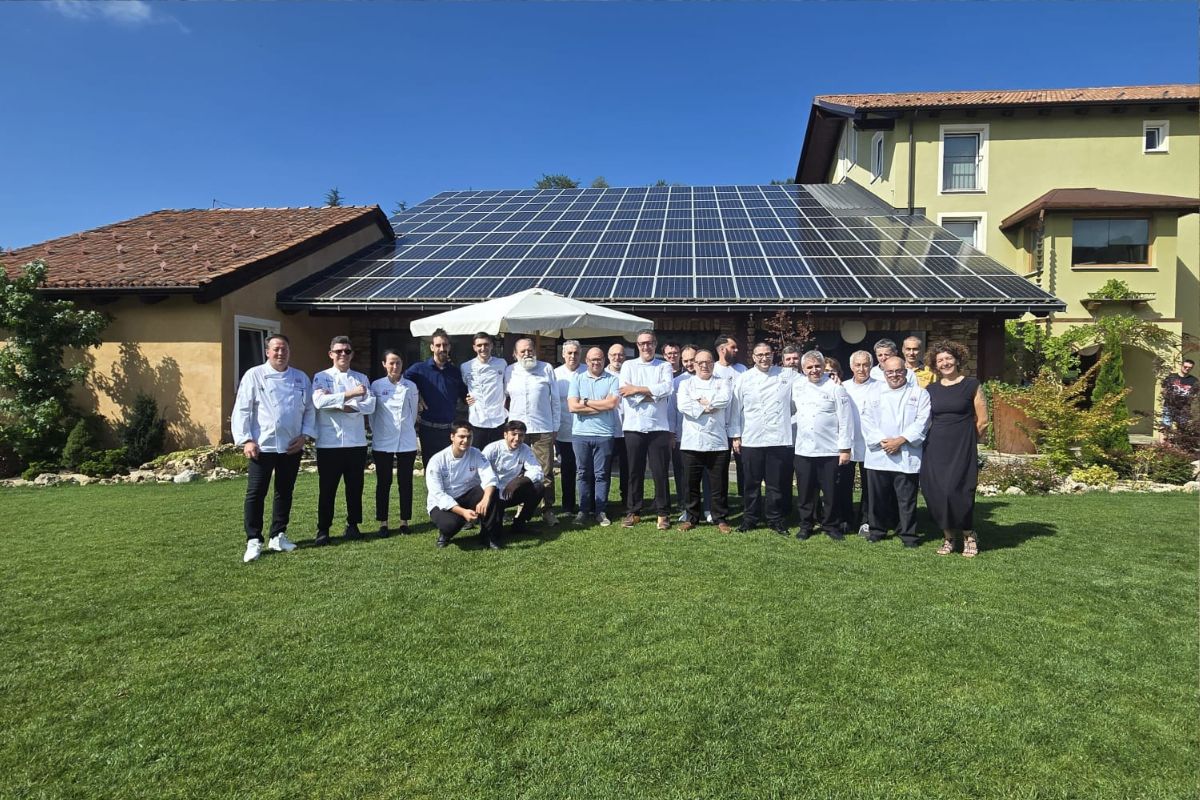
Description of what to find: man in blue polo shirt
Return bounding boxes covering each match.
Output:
[404,327,468,466]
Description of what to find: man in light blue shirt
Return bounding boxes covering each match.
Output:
[568,346,621,526]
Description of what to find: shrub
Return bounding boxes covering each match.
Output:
[20,460,61,481]
[120,394,166,466]
[61,415,106,471]
[978,457,1062,495]
[1070,464,1119,487]
[1159,389,1200,456]
[1134,444,1196,485]
[78,448,130,478]
[216,449,249,473]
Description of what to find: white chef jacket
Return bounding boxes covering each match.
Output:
[482,439,544,496]
[842,377,879,463]
[606,366,625,438]
[713,362,746,381]
[861,382,931,474]
[312,367,377,448]
[369,376,418,453]
[792,375,853,457]
[231,364,316,453]
[425,446,497,512]
[554,363,585,443]
[462,356,508,429]
[670,372,693,437]
[504,361,559,435]
[728,366,798,448]
[618,358,674,433]
[676,376,733,452]
[870,365,916,386]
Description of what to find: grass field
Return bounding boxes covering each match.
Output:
[1,475,1196,800]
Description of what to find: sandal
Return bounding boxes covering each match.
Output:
[962,533,979,559]
[936,537,956,556]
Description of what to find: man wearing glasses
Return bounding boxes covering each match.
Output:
[729,342,798,535]
[312,335,376,546]
[618,329,676,530]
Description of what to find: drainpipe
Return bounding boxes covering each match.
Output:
[906,112,916,214]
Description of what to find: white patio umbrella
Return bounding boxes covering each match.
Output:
[408,288,652,340]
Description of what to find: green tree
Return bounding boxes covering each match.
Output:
[0,259,109,465]
[392,200,408,215]
[769,178,797,185]
[589,176,610,188]
[325,187,343,207]
[535,174,579,190]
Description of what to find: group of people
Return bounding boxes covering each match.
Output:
[232,328,989,561]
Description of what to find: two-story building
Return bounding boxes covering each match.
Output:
[795,84,1200,430]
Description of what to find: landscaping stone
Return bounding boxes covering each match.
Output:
[173,470,199,484]
[33,473,63,486]
[1182,481,1198,493]
[1004,486,1025,495]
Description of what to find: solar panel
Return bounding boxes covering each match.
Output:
[279,184,1063,310]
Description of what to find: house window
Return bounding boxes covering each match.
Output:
[1071,218,1150,266]
[848,127,858,165]
[939,124,988,193]
[235,314,281,386]
[937,212,987,250]
[870,131,885,180]
[1143,120,1169,153]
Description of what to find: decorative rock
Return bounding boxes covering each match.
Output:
[1110,485,1131,493]
[173,469,199,484]
[127,470,156,483]
[1004,486,1025,495]
[1182,481,1198,493]
[66,473,94,486]
[33,473,63,486]
[977,484,999,496]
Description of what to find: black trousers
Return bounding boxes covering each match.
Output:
[417,421,452,466]
[731,442,744,497]
[555,439,578,512]
[243,451,302,541]
[612,436,628,504]
[429,485,503,543]
[794,455,840,535]
[471,424,504,451]
[316,446,367,533]
[500,475,545,522]
[834,461,857,531]
[373,450,417,522]
[681,449,730,523]
[741,445,792,527]
[866,469,920,545]
[624,430,672,516]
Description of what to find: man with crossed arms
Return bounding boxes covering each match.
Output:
[860,356,931,547]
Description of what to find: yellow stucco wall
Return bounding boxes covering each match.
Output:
[69,223,389,449]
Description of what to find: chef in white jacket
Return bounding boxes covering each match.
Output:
[504,337,560,525]
[312,335,376,545]
[232,333,316,563]
[860,356,931,548]
[841,350,878,537]
[482,419,546,538]
[462,332,508,450]
[425,421,501,550]
[791,349,852,541]
[675,349,734,533]
[370,350,419,538]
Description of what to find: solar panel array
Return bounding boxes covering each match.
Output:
[282,184,1060,308]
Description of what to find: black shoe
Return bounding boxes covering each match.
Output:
[738,521,756,532]
[342,524,361,540]
[314,531,331,546]
[487,539,502,550]
[795,530,811,541]
[398,524,411,535]
[436,535,449,548]
[378,524,390,538]
[771,525,791,537]
[826,530,845,541]
[866,533,884,543]
[902,540,919,548]
[511,518,526,536]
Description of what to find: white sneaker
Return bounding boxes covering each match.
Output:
[596,512,611,527]
[268,533,296,552]
[573,512,588,525]
[705,512,715,524]
[858,523,870,536]
[677,511,688,523]
[543,510,558,525]
[243,539,262,563]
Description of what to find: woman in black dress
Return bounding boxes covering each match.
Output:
[920,340,989,557]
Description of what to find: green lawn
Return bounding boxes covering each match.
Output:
[1,476,1196,800]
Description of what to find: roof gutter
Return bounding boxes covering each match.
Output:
[280,300,1065,316]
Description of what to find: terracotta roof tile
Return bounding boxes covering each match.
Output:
[816,84,1199,111]
[1,206,389,291]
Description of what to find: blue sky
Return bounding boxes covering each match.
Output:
[2,0,1196,248]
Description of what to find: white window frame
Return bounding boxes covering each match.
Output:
[870,131,885,181]
[1143,120,1169,153]
[234,314,282,391]
[938,123,989,194]
[937,212,988,251]
[848,126,858,166]
[834,122,850,181]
